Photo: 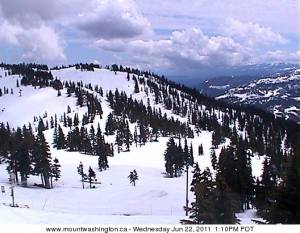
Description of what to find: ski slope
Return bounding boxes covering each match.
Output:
[0,67,263,224]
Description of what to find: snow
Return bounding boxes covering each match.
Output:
[0,128,216,224]
[264,88,281,98]
[0,86,77,128]
[236,209,264,224]
[284,106,300,116]
[255,74,299,85]
[0,205,182,224]
[251,154,265,178]
[218,88,282,102]
[0,67,262,224]
[52,67,134,94]
[0,67,79,128]
[294,97,300,101]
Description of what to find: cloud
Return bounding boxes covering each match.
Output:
[224,18,288,46]
[136,0,298,34]
[0,0,297,69]
[0,0,152,64]
[262,50,300,63]
[0,20,21,45]
[0,20,66,64]
[95,28,252,69]
[0,0,68,63]
[18,25,66,63]
[73,0,152,39]
[0,0,65,27]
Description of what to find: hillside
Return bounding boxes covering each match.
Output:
[0,63,299,224]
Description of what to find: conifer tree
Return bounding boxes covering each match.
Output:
[77,161,86,189]
[133,126,138,147]
[38,119,45,133]
[124,121,132,151]
[164,138,177,177]
[214,174,238,224]
[88,166,97,189]
[18,126,33,187]
[54,114,58,128]
[139,123,147,146]
[50,116,54,128]
[50,158,61,188]
[73,113,79,126]
[266,140,300,223]
[128,170,138,186]
[53,125,58,147]
[57,125,66,149]
[236,145,254,209]
[96,125,109,171]
[198,144,204,156]
[105,113,115,135]
[98,150,109,171]
[210,149,217,170]
[134,78,139,93]
[189,165,215,223]
[32,131,52,189]
[189,143,194,164]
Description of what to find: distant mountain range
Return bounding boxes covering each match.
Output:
[174,63,299,85]
[198,64,300,122]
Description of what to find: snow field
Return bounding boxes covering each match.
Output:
[0,67,265,224]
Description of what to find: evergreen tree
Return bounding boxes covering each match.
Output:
[128,169,138,186]
[218,144,254,211]
[124,121,132,151]
[266,140,300,223]
[50,116,54,128]
[138,122,147,146]
[53,125,58,148]
[105,113,115,135]
[210,149,217,170]
[164,138,177,177]
[254,158,277,216]
[17,126,33,187]
[96,126,109,171]
[77,161,86,189]
[214,174,238,224]
[37,119,45,134]
[134,78,139,93]
[189,165,215,223]
[88,166,97,189]
[235,145,254,210]
[50,157,61,188]
[57,125,66,149]
[198,144,204,156]
[73,113,79,126]
[133,126,138,147]
[32,131,52,189]
[189,143,194,164]
[98,150,109,171]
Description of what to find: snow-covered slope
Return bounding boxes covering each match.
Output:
[216,69,300,122]
[0,66,264,224]
[52,67,134,94]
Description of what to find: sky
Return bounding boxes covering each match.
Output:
[0,0,299,77]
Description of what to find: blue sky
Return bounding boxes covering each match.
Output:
[0,0,298,77]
